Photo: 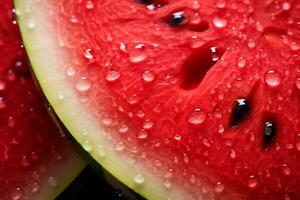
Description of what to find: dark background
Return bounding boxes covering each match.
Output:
[56,167,128,200]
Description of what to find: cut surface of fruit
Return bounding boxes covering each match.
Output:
[16,0,300,199]
[0,1,84,199]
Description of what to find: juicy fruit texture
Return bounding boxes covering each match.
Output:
[16,0,300,200]
[0,1,84,199]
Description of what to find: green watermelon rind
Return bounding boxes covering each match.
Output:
[14,0,189,200]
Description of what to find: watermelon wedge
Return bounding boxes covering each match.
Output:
[0,1,84,199]
[15,0,300,199]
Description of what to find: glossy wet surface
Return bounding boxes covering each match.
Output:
[25,0,300,199]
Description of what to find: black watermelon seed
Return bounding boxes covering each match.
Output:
[231,99,250,127]
[263,121,276,147]
[168,11,186,26]
[138,0,152,4]
[137,0,167,8]
[138,0,150,3]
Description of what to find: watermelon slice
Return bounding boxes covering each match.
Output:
[15,0,300,199]
[0,1,84,199]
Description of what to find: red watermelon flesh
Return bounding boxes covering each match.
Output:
[16,0,300,199]
[0,1,84,200]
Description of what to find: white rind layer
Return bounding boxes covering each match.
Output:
[15,0,189,200]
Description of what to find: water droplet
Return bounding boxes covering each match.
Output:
[255,22,264,32]
[70,15,78,23]
[286,143,293,150]
[48,176,58,187]
[84,48,94,60]
[31,182,40,193]
[115,142,125,151]
[137,129,149,139]
[105,33,113,42]
[10,188,21,200]
[128,95,140,105]
[282,163,291,176]
[106,71,121,82]
[213,109,222,118]
[282,2,291,11]
[210,46,221,62]
[133,174,146,185]
[146,4,155,11]
[97,145,107,158]
[86,0,94,9]
[218,92,224,100]
[27,18,36,29]
[7,70,16,81]
[129,44,147,63]
[75,77,91,92]
[101,115,114,126]
[66,66,76,77]
[143,120,154,129]
[154,159,162,167]
[164,179,172,189]
[264,169,271,178]
[296,78,300,90]
[128,112,134,118]
[0,80,5,91]
[190,175,197,184]
[218,124,225,133]
[216,0,226,8]
[290,42,300,51]
[188,108,207,125]
[285,194,292,200]
[183,153,189,163]
[0,97,6,110]
[202,139,211,147]
[214,181,224,193]
[174,134,182,141]
[21,155,30,167]
[230,149,236,159]
[237,57,247,68]
[118,124,129,133]
[153,104,162,113]
[264,70,281,87]
[8,116,15,128]
[142,70,155,82]
[83,140,93,152]
[248,175,258,188]
[119,42,127,52]
[248,39,256,48]
[213,17,227,28]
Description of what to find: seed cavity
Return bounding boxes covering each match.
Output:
[263,121,276,148]
[180,44,225,90]
[231,99,250,127]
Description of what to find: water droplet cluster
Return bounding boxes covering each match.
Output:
[28,0,300,199]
